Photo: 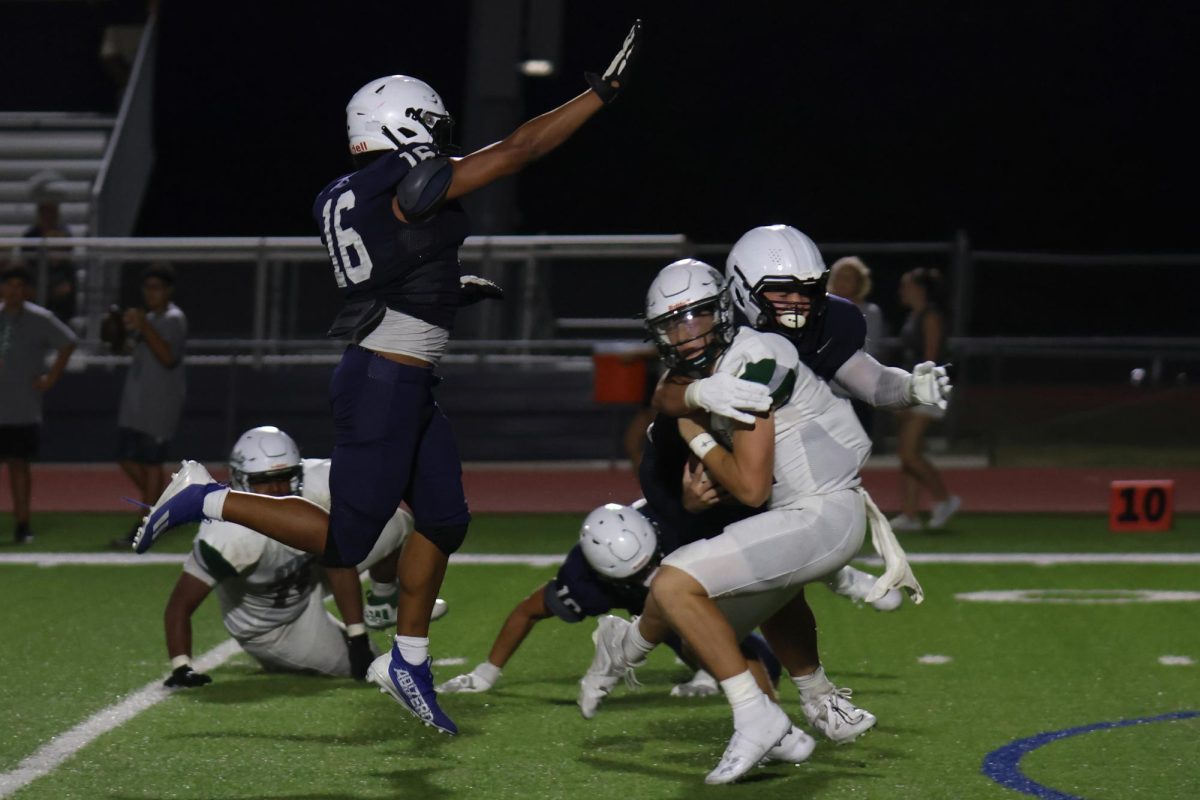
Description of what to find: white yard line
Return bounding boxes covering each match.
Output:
[5,552,1200,568]
[0,639,241,799]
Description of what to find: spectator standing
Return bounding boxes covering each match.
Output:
[828,256,888,436]
[112,263,187,547]
[0,264,77,543]
[889,267,960,530]
[22,194,78,328]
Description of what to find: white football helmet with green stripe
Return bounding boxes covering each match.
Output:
[644,259,735,376]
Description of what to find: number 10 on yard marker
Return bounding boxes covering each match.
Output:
[1109,480,1175,532]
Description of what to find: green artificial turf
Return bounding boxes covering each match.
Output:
[2,513,1198,799]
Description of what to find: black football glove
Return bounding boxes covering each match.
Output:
[347,633,374,681]
[459,274,505,306]
[586,19,642,104]
[164,665,212,688]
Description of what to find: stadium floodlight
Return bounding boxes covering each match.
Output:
[520,59,555,77]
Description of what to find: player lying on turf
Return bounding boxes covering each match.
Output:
[160,427,445,687]
[436,501,782,700]
[583,259,923,784]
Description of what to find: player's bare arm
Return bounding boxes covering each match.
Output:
[162,572,214,688]
[677,413,775,508]
[486,584,555,668]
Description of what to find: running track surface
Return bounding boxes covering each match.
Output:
[3,464,1198,514]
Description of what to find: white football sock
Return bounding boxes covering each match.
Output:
[202,487,229,521]
[721,670,767,729]
[474,661,502,684]
[371,579,398,596]
[621,620,656,666]
[395,635,428,665]
[792,665,835,702]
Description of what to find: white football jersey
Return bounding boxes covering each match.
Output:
[183,519,318,640]
[712,327,871,509]
[182,457,412,640]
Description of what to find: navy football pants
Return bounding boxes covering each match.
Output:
[324,345,470,566]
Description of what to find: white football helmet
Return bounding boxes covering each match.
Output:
[229,426,302,495]
[579,503,658,580]
[346,75,454,155]
[726,225,829,352]
[644,258,735,376]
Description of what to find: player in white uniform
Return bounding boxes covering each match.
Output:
[161,427,432,686]
[583,261,922,784]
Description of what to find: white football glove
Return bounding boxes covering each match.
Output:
[670,668,720,698]
[684,373,771,425]
[909,361,952,410]
[435,661,501,694]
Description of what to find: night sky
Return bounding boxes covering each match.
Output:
[3,1,1198,334]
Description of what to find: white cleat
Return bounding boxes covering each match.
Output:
[578,615,638,719]
[763,725,817,764]
[132,460,218,554]
[705,700,792,785]
[887,513,923,532]
[828,565,904,612]
[929,495,962,529]
[803,687,877,744]
[671,668,720,698]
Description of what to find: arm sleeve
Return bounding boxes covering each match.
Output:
[831,350,915,409]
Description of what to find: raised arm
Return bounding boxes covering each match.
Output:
[446,20,641,200]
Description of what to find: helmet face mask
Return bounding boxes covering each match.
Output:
[644,259,735,377]
[229,426,302,497]
[726,225,829,353]
[346,75,456,156]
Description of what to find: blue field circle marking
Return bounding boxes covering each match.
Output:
[981,710,1200,799]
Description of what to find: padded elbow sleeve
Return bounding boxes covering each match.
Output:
[833,351,913,409]
[396,157,453,220]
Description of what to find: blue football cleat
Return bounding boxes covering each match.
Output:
[367,645,458,735]
[133,461,224,554]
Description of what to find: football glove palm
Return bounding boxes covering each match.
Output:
[586,20,642,103]
[910,361,952,410]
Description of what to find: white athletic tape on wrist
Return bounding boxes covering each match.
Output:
[346,623,367,637]
[688,433,718,461]
[170,655,192,670]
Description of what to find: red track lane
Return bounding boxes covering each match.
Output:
[2,464,1198,514]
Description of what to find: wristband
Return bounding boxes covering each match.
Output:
[688,433,718,461]
[683,381,701,410]
[170,655,191,670]
[346,623,368,637]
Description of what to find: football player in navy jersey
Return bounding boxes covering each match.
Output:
[133,21,644,736]
[655,224,951,424]
[435,500,780,702]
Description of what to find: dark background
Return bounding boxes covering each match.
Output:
[3,0,1199,335]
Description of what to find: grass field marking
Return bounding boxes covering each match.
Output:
[956,589,1200,604]
[918,654,953,664]
[857,553,1200,566]
[433,658,467,667]
[0,638,241,799]
[980,710,1200,800]
[1158,655,1195,666]
[5,552,1200,569]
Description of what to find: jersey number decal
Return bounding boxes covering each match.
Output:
[556,585,583,616]
[321,190,374,287]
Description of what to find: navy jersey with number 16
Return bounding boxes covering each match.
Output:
[312,144,469,331]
